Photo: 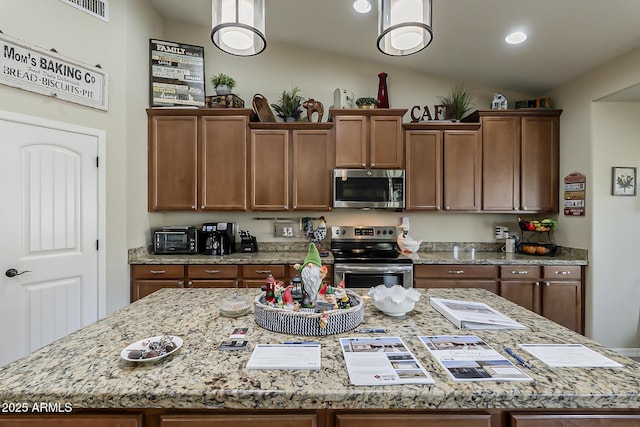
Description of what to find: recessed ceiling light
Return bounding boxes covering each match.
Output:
[505,31,527,45]
[353,0,371,14]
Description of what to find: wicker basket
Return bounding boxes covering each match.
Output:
[254,290,364,336]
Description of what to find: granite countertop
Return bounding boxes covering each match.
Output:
[0,288,635,410]
[128,245,588,266]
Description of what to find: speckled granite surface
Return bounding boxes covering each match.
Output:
[0,288,634,410]
[128,245,588,266]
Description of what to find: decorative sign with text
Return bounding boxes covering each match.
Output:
[0,32,109,110]
[150,39,205,108]
[563,172,586,216]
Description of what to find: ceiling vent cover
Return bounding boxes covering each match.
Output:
[59,0,109,22]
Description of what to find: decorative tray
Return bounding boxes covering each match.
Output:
[252,93,276,122]
[254,290,364,336]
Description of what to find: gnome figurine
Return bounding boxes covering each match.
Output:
[294,243,327,308]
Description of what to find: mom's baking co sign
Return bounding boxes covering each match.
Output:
[0,32,108,110]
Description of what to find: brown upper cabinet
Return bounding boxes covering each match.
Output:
[474,109,562,213]
[331,108,407,169]
[147,109,252,211]
[249,123,334,211]
[404,123,481,211]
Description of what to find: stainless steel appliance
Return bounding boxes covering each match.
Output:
[333,169,405,209]
[198,222,237,255]
[153,226,198,255]
[331,225,413,288]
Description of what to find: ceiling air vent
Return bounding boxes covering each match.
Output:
[59,0,109,22]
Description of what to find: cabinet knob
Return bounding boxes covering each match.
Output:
[535,281,541,287]
[201,205,205,209]
[178,281,184,288]
[544,281,550,287]
[191,206,196,209]
[187,281,193,288]
[361,163,366,167]
[371,163,375,167]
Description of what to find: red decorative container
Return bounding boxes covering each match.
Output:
[377,72,389,108]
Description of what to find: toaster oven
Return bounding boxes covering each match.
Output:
[153,226,198,255]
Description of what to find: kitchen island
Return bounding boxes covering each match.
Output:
[1,287,636,427]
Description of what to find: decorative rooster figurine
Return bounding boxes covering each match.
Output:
[302,216,327,245]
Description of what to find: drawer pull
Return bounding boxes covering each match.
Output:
[255,270,271,274]
[554,271,571,275]
[544,281,550,287]
[150,270,166,274]
[205,269,221,274]
[448,270,464,274]
[511,270,528,275]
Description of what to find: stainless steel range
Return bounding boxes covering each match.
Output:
[331,225,413,288]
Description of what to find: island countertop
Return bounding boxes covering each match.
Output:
[0,288,634,412]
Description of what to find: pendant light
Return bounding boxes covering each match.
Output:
[211,0,266,56]
[377,0,433,56]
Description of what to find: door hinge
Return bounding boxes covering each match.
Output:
[96,156,99,167]
[96,240,99,250]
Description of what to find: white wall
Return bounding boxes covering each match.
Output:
[551,46,640,350]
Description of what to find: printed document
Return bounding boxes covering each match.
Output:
[246,343,321,370]
[430,297,526,330]
[518,344,623,368]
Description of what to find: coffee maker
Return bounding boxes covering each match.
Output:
[198,222,237,255]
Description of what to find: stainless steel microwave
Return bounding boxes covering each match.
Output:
[333,169,405,209]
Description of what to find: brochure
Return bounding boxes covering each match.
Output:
[430,297,526,330]
[246,343,321,370]
[339,337,435,386]
[419,335,533,382]
[519,343,623,368]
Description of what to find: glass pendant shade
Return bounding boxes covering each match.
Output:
[211,0,266,56]
[377,0,433,56]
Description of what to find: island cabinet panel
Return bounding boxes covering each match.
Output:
[477,109,561,213]
[510,413,640,426]
[499,265,584,334]
[334,413,492,427]
[413,265,498,293]
[0,414,142,426]
[161,414,318,427]
[331,109,407,169]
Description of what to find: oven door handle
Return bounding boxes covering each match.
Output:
[336,265,412,273]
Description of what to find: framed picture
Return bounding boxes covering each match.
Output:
[149,39,205,108]
[611,166,637,196]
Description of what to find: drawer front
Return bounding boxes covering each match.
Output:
[131,264,184,279]
[414,265,497,279]
[500,266,542,279]
[543,265,581,280]
[189,280,238,288]
[242,264,286,279]
[187,265,239,279]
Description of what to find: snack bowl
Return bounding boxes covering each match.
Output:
[368,285,421,317]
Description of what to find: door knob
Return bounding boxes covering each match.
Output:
[5,268,31,278]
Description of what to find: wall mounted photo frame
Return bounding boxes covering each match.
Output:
[611,166,636,196]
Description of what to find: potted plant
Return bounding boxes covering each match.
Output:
[271,86,304,122]
[356,97,378,109]
[438,84,475,121]
[210,72,236,95]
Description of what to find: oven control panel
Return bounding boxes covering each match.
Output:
[331,226,398,241]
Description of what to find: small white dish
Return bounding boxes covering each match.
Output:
[120,335,183,362]
[368,285,421,317]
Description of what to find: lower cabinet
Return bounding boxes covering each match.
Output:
[334,413,491,427]
[510,413,640,426]
[186,265,239,288]
[413,265,498,293]
[161,414,318,427]
[499,265,583,333]
[130,265,185,301]
[0,414,142,426]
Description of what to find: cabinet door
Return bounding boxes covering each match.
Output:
[334,115,367,168]
[520,115,559,212]
[148,115,198,211]
[414,279,498,293]
[481,116,520,211]
[292,129,333,211]
[370,116,403,168]
[499,281,539,312]
[405,130,442,210]
[161,414,318,427]
[443,130,480,211]
[250,130,289,210]
[510,413,640,426]
[200,116,248,210]
[335,413,491,427]
[132,280,183,301]
[541,280,581,332]
[0,414,142,427]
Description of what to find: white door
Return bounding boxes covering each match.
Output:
[0,111,103,367]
